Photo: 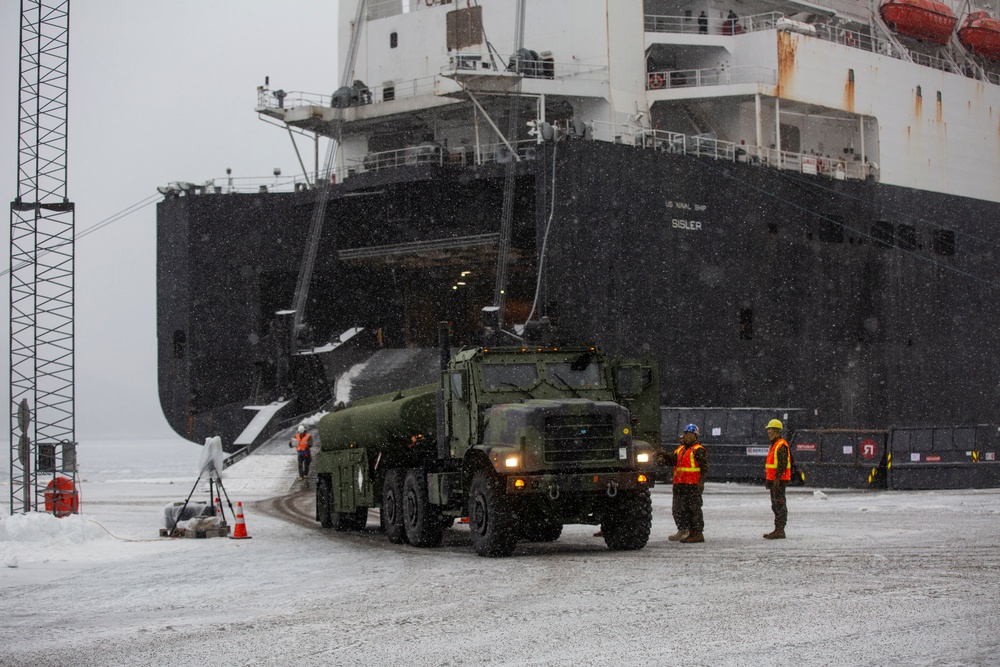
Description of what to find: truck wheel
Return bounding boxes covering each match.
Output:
[403,468,444,547]
[317,474,333,529]
[381,469,408,544]
[468,470,518,557]
[600,490,652,551]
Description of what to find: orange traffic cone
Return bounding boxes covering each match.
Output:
[230,501,252,539]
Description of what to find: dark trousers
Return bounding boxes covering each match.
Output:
[770,482,787,529]
[298,452,311,478]
[672,483,704,533]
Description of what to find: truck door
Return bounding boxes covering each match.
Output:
[445,369,473,456]
[611,359,661,448]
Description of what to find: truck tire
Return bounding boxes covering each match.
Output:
[468,470,518,557]
[403,468,444,547]
[600,490,652,551]
[317,474,333,529]
[381,468,409,544]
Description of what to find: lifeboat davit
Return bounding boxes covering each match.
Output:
[879,0,957,45]
[958,11,1000,60]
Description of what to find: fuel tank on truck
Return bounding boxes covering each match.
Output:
[317,383,437,452]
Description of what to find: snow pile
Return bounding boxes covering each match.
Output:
[0,512,109,570]
[0,511,107,545]
[334,359,370,404]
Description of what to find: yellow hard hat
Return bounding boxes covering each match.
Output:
[766,419,783,430]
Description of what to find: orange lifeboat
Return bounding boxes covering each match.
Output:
[958,11,1000,60]
[879,0,957,45]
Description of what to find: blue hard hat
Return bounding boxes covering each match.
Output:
[683,423,700,436]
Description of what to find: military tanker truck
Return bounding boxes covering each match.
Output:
[314,327,660,557]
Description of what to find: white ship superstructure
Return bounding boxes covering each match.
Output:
[257,0,1000,203]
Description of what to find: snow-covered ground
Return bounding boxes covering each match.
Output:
[2,439,999,666]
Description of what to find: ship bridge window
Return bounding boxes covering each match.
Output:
[390,32,397,49]
[933,229,955,256]
[871,220,894,248]
[897,224,918,251]
[819,215,845,243]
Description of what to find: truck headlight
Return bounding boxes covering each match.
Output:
[504,456,519,468]
[636,452,650,464]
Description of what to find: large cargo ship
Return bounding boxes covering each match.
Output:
[158,0,1000,454]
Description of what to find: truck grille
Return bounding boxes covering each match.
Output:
[543,414,616,464]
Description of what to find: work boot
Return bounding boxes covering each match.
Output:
[668,529,689,541]
[680,531,704,543]
[763,528,786,540]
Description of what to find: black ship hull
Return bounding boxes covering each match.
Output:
[157,140,1000,449]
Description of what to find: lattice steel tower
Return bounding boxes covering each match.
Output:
[9,0,76,514]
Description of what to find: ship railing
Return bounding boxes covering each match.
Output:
[441,56,609,82]
[646,65,777,90]
[160,175,314,196]
[810,23,878,54]
[644,11,782,36]
[908,51,962,75]
[256,76,456,112]
[590,121,873,181]
[344,138,541,176]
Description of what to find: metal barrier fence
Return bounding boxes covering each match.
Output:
[887,425,1000,490]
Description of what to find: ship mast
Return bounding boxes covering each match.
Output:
[289,0,368,348]
[493,0,528,330]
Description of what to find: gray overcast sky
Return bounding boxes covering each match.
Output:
[1,1,340,441]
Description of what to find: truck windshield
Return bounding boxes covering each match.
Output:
[547,362,604,389]
[481,363,538,390]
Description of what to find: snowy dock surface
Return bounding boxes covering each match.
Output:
[2,438,999,666]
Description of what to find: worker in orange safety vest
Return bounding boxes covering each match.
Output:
[763,418,791,539]
[290,425,313,480]
[657,423,708,543]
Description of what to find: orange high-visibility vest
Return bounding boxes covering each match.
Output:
[294,432,313,452]
[765,438,791,481]
[673,443,704,485]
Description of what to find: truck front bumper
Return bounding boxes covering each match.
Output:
[504,470,654,495]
